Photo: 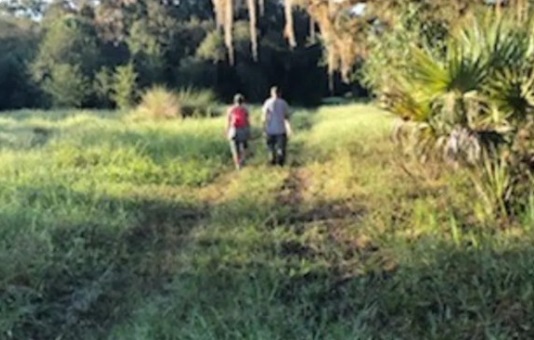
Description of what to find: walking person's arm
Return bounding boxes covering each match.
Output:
[225,107,233,138]
[261,102,268,134]
[283,101,292,137]
[245,107,251,128]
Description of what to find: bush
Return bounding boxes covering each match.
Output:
[31,15,100,84]
[44,63,91,108]
[365,8,534,219]
[177,87,219,117]
[93,67,114,108]
[133,86,181,120]
[129,87,220,121]
[196,30,226,63]
[112,63,139,110]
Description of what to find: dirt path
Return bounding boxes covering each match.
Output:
[276,167,308,207]
[196,109,363,229]
[196,171,237,205]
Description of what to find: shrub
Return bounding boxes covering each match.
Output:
[93,67,114,108]
[196,30,226,63]
[112,63,139,110]
[44,63,91,108]
[365,9,534,219]
[31,15,100,84]
[177,87,219,118]
[133,86,181,120]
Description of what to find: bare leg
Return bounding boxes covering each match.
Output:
[230,140,241,170]
[240,141,249,167]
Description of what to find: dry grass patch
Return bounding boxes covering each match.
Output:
[131,86,181,121]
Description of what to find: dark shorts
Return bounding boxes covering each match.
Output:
[229,127,250,155]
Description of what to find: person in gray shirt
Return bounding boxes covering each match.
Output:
[262,86,292,166]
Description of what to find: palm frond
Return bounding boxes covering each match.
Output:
[408,47,449,98]
[485,68,534,122]
[387,87,432,123]
[453,11,531,71]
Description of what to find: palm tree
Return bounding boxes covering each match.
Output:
[385,10,534,164]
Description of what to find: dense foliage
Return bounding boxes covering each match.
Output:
[360,4,533,222]
[0,0,347,109]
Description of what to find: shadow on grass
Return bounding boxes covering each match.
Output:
[0,124,56,150]
[0,109,123,122]
[1,189,209,340]
[113,234,534,339]
[5,180,534,339]
[2,171,368,339]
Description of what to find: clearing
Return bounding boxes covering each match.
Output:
[1,104,534,339]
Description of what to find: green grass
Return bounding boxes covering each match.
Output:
[1,104,533,339]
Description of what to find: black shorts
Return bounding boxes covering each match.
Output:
[229,127,250,154]
[266,133,287,165]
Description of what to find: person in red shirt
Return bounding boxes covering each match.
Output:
[226,94,251,170]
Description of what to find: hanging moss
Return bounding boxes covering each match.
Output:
[247,0,259,60]
[284,0,296,48]
[259,0,265,16]
[211,0,402,82]
[214,0,532,82]
[225,0,234,64]
[310,17,316,43]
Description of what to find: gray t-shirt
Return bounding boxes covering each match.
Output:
[262,97,289,135]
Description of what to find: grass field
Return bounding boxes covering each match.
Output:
[1,104,534,339]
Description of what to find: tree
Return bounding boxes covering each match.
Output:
[196,29,226,63]
[32,14,100,78]
[112,63,138,110]
[212,0,518,82]
[374,9,534,217]
[0,16,40,109]
[0,0,344,109]
[0,0,46,18]
[44,63,91,108]
[127,19,166,85]
[93,66,115,108]
[212,0,366,80]
[31,14,101,107]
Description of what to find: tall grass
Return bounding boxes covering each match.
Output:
[133,86,181,120]
[130,87,220,121]
[177,87,219,118]
[1,105,533,339]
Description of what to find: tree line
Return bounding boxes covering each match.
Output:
[0,0,356,110]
